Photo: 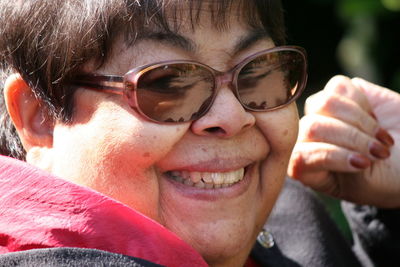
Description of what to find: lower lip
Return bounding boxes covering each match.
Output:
[163,164,256,201]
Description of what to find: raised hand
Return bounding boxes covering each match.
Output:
[288,76,399,208]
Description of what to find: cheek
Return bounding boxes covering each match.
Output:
[253,104,299,222]
[254,104,299,157]
[49,103,190,216]
[66,91,191,170]
[57,101,190,168]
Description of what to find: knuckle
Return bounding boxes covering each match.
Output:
[325,75,352,95]
[318,94,341,114]
[328,75,351,86]
[301,118,324,140]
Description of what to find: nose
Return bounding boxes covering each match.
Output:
[191,87,256,138]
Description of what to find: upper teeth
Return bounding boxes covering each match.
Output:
[168,168,245,189]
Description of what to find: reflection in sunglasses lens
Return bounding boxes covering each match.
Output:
[238,50,304,111]
[136,64,214,123]
[135,49,305,123]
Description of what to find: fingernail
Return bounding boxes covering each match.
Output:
[369,142,391,159]
[375,128,395,147]
[349,154,371,169]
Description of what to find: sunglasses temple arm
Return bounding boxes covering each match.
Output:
[73,75,125,95]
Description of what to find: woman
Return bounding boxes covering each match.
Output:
[0,0,310,266]
[0,0,397,266]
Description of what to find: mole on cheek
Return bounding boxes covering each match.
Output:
[283,129,289,136]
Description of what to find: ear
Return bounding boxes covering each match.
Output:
[4,74,54,152]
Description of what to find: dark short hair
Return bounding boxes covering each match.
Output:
[0,0,285,160]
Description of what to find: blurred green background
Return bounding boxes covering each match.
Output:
[283,0,400,239]
[284,0,400,97]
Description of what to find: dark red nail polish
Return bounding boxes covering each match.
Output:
[370,142,391,159]
[376,128,395,147]
[349,154,371,169]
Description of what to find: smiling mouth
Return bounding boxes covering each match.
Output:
[165,168,245,189]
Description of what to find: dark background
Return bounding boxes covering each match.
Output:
[284,0,400,101]
[282,0,400,238]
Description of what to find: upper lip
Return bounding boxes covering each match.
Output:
[159,157,255,173]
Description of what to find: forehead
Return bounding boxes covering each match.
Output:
[137,14,269,51]
[104,27,272,77]
[120,0,270,49]
[81,0,283,74]
[95,7,273,74]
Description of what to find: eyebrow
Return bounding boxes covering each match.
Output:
[233,29,271,54]
[135,27,270,54]
[136,30,196,52]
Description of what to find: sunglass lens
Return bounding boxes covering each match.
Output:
[135,63,215,123]
[237,50,305,110]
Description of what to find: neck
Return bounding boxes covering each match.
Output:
[205,245,253,267]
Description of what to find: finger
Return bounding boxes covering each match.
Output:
[298,114,391,160]
[352,78,400,132]
[321,75,373,114]
[352,77,400,108]
[304,91,379,137]
[288,142,371,193]
[289,142,371,176]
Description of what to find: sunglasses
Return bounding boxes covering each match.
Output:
[74,46,307,123]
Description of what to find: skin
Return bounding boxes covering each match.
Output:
[5,12,299,267]
[289,76,399,208]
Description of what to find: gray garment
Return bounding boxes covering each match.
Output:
[342,201,400,267]
[0,247,163,267]
[253,178,362,267]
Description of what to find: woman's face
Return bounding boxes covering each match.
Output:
[35,12,299,267]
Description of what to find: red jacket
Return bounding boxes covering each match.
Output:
[0,155,208,267]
